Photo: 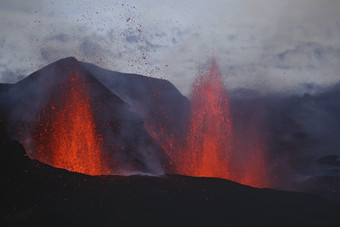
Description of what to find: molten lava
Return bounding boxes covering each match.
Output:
[146,58,269,187]
[33,71,109,175]
[177,58,233,179]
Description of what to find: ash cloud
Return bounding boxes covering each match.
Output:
[0,68,26,84]
[45,33,70,43]
[273,42,340,71]
[1,0,339,96]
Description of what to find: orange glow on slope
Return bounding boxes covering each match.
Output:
[238,141,268,187]
[32,71,109,175]
[177,58,233,179]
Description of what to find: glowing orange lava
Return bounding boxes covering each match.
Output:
[237,140,268,187]
[177,58,233,179]
[33,71,108,175]
[149,58,269,188]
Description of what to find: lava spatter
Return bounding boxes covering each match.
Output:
[33,70,108,175]
[178,58,233,179]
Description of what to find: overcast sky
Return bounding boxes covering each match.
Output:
[0,0,339,95]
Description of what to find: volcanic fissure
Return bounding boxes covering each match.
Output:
[28,58,268,187]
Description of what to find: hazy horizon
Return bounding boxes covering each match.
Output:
[1,0,339,96]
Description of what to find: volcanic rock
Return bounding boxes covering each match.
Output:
[1,137,339,227]
[82,62,190,169]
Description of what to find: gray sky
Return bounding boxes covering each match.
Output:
[0,0,339,95]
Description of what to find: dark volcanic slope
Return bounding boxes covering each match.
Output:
[0,57,173,174]
[81,62,190,149]
[1,137,340,227]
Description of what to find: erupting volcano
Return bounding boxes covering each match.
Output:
[32,70,109,175]
[1,57,340,226]
[0,57,270,186]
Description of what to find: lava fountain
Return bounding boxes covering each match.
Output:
[177,58,233,179]
[172,58,269,188]
[32,70,109,175]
